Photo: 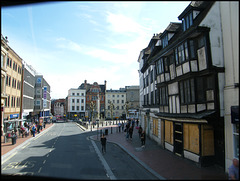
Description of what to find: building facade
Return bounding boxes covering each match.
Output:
[53,99,66,117]
[220,1,239,172]
[67,88,86,119]
[105,88,126,119]
[2,35,23,135]
[82,80,106,121]
[125,85,140,119]
[33,75,51,118]
[21,61,36,121]
[138,1,229,168]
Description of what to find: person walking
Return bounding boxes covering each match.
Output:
[138,125,143,138]
[141,130,146,147]
[129,126,133,141]
[100,134,107,154]
[228,158,239,180]
[31,124,36,137]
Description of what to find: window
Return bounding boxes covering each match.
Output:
[159,86,168,105]
[117,100,119,103]
[81,99,84,103]
[77,93,79,95]
[151,91,154,105]
[150,70,153,83]
[6,75,8,86]
[196,77,205,102]
[184,42,189,60]
[7,95,10,107]
[9,58,12,68]
[82,93,84,96]
[179,79,195,104]
[81,106,84,111]
[164,57,169,72]
[198,35,205,48]
[77,106,79,111]
[162,35,168,48]
[72,93,75,96]
[182,12,193,31]
[72,106,74,111]
[156,58,164,74]
[72,99,75,103]
[233,124,239,158]
[77,99,79,103]
[178,44,184,63]
[153,119,158,136]
[189,40,196,59]
[7,57,9,66]
[122,100,124,104]
[175,48,179,64]
[8,77,11,86]
[155,89,159,105]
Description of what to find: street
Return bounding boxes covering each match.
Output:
[1,121,159,180]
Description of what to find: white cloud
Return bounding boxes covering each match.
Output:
[106,12,148,35]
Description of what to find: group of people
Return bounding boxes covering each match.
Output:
[124,119,146,147]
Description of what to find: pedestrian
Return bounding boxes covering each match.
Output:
[31,124,36,137]
[136,119,139,127]
[141,130,146,147]
[100,134,107,154]
[129,126,133,140]
[121,122,124,132]
[138,125,143,138]
[125,122,130,140]
[228,158,239,180]
[37,122,40,134]
[118,122,121,132]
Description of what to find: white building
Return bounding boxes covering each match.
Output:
[67,88,86,119]
[220,1,239,173]
[105,88,126,119]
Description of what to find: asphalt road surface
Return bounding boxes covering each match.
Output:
[1,121,159,180]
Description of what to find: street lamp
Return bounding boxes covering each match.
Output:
[124,101,129,120]
[90,101,95,131]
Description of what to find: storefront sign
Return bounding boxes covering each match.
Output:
[10,114,19,119]
[231,106,239,124]
[43,86,47,108]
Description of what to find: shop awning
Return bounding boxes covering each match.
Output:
[4,119,26,123]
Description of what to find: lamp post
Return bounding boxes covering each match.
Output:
[109,101,114,125]
[90,101,95,131]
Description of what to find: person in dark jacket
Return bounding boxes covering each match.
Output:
[141,131,146,147]
[100,134,107,154]
[129,126,133,140]
[138,125,143,138]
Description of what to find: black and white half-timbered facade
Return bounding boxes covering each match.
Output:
[138,1,226,168]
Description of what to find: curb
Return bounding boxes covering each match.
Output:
[1,124,55,162]
[89,135,166,180]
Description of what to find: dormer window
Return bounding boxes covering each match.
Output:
[162,35,168,48]
[182,11,193,31]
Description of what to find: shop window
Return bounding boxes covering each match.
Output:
[153,119,158,136]
[165,120,173,144]
[183,123,199,154]
[233,124,239,158]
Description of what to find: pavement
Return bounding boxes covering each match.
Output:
[1,121,228,180]
[88,124,228,180]
[1,123,54,157]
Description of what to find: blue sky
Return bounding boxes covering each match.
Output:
[1,1,190,99]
